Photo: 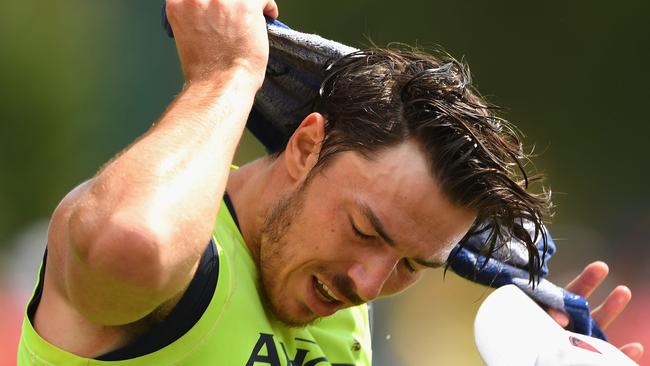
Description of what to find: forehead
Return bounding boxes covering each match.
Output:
[318,140,476,260]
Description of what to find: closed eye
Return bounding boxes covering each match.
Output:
[350,218,374,240]
[403,258,417,273]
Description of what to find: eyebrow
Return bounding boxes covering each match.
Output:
[357,200,446,269]
[358,201,396,246]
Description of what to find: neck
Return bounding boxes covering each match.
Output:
[225,156,281,260]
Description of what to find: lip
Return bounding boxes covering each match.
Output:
[305,275,344,317]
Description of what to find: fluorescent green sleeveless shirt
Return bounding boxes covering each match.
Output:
[17,201,373,365]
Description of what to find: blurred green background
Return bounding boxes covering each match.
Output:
[1,1,648,364]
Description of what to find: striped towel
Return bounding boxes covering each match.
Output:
[161,4,605,340]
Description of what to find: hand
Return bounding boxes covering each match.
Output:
[547,261,644,363]
[165,0,279,84]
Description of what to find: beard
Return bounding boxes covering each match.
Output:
[256,180,316,327]
[254,176,364,327]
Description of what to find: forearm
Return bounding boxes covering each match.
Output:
[87,70,258,244]
[65,70,259,323]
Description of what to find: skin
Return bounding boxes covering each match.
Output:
[34,0,280,356]
[229,116,477,326]
[549,262,644,361]
[31,0,643,362]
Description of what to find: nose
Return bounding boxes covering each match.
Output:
[347,253,398,302]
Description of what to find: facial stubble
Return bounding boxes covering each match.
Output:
[257,181,316,327]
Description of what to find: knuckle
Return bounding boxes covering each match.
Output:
[166,0,211,23]
[188,0,209,9]
[165,0,180,15]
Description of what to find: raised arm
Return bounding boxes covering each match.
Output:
[44,0,278,327]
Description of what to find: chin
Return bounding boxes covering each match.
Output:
[261,287,319,328]
[265,297,320,328]
[280,314,321,329]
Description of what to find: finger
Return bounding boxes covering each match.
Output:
[546,307,570,328]
[564,261,608,297]
[620,342,644,363]
[263,0,279,19]
[591,285,632,330]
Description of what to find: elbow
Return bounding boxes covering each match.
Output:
[49,181,196,325]
[67,204,176,295]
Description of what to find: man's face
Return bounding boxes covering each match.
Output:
[258,140,477,327]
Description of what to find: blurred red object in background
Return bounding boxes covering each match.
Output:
[0,290,24,365]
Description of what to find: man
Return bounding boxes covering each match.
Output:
[17,0,644,364]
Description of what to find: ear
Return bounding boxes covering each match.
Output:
[284,112,326,183]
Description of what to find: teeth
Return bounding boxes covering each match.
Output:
[317,278,340,302]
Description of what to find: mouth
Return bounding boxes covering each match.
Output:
[313,276,341,303]
[307,275,344,317]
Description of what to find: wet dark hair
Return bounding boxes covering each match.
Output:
[312,48,551,283]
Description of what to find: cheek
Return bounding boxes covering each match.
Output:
[286,211,345,263]
[302,205,349,250]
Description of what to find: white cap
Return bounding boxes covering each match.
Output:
[474,285,637,365]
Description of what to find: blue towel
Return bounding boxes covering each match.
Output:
[161,4,606,341]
